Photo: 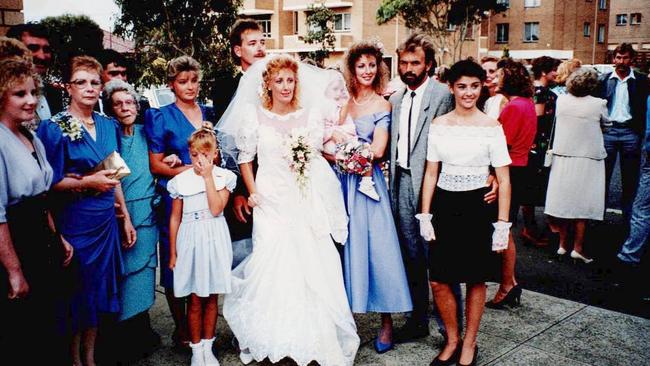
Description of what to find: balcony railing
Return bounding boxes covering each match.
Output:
[282,0,354,11]
[240,0,274,15]
[281,33,354,52]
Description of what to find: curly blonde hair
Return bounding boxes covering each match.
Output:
[556,58,582,86]
[261,56,300,110]
[0,58,41,113]
[344,40,388,97]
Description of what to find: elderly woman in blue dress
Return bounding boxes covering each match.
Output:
[103,79,161,360]
[37,56,136,366]
[144,55,215,350]
[0,58,74,364]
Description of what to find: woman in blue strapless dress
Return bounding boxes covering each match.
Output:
[338,42,412,353]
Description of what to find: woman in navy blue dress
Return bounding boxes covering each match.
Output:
[37,56,136,366]
[144,55,215,349]
[337,42,412,353]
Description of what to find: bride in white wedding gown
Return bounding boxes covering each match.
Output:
[221,56,359,365]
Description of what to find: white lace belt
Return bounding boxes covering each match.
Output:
[437,173,489,192]
[440,164,489,175]
[182,209,217,222]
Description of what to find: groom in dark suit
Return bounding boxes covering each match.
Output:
[216,19,267,266]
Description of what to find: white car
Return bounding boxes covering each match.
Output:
[142,87,176,108]
[583,64,614,76]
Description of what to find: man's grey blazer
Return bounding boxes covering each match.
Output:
[388,80,453,212]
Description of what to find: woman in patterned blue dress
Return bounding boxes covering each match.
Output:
[144,56,215,349]
[37,56,136,366]
[337,41,412,353]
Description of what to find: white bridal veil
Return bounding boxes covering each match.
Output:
[215,54,345,171]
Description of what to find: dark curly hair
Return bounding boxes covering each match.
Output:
[499,59,534,98]
[531,56,561,80]
[344,40,388,97]
[446,59,486,85]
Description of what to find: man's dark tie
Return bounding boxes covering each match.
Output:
[407,91,416,168]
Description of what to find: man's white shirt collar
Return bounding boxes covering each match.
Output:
[609,69,636,82]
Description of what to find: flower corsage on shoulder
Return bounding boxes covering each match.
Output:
[52,111,84,141]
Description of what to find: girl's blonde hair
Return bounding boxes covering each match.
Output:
[188,122,217,152]
[261,56,300,110]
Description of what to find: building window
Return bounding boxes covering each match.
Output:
[631,13,642,25]
[598,0,606,10]
[333,13,351,32]
[258,19,271,38]
[524,22,539,42]
[616,14,628,26]
[597,24,605,43]
[293,12,299,34]
[463,23,475,40]
[583,22,590,36]
[496,23,509,43]
[497,0,510,8]
[524,0,541,7]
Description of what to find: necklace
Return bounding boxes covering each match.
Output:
[353,94,373,106]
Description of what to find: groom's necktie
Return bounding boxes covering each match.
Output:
[407,91,416,168]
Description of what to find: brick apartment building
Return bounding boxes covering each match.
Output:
[240,0,415,76]
[481,0,610,64]
[608,0,649,66]
[0,0,23,35]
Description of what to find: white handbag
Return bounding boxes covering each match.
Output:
[543,117,557,168]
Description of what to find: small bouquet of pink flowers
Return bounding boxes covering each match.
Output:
[335,140,374,176]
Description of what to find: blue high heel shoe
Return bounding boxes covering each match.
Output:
[373,337,394,354]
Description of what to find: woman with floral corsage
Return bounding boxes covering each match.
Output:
[222,56,359,366]
[37,56,135,366]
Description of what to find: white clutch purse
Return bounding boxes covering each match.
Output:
[93,151,131,180]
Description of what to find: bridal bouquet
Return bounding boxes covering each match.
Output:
[335,140,373,176]
[283,128,314,194]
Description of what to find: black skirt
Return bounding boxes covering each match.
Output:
[429,187,500,284]
[0,194,68,361]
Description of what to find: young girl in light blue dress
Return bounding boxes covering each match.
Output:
[168,124,236,366]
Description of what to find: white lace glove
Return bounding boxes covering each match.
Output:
[492,221,512,251]
[415,213,436,241]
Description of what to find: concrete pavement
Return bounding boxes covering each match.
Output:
[133,283,650,366]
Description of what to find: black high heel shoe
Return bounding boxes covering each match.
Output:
[485,285,522,309]
[429,344,461,366]
[458,346,478,366]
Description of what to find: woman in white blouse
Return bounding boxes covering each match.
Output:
[418,60,511,366]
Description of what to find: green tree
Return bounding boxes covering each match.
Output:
[377,0,507,64]
[114,0,241,97]
[303,4,336,67]
[40,14,105,81]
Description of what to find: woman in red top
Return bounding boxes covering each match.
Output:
[486,59,536,309]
